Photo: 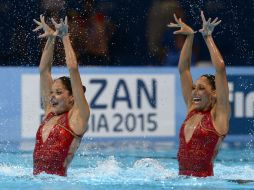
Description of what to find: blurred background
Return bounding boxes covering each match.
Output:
[0,0,253,67]
[0,2,253,187]
[0,0,253,147]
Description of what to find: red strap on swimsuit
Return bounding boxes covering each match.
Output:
[33,112,80,176]
[177,109,223,177]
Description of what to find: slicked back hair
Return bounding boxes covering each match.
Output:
[201,74,216,90]
[56,76,86,95]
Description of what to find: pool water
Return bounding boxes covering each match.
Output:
[0,141,254,190]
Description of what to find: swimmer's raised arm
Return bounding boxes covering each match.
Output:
[33,15,56,113]
[168,14,195,109]
[200,11,230,135]
[52,17,90,135]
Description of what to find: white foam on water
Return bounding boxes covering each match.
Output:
[132,158,176,179]
[215,164,254,181]
[0,164,30,177]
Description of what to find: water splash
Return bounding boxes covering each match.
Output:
[0,164,30,177]
[132,158,174,179]
[243,129,254,162]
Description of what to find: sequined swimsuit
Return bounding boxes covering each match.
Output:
[33,112,81,176]
[177,109,224,177]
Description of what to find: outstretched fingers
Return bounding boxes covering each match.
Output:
[199,11,222,36]
[210,17,222,26]
[33,15,69,38]
[167,14,182,28]
[33,19,41,26]
[38,33,47,38]
[51,18,58,27]
[33,15,48,33]
[32,19,42,32]
[207,18,211,24]
[211,17,218,24]
[40,15,46,24]
[33,25,43,32]
[167,22,180,28]
[174,14,181,24]
[201,11,206,23]
[213,19,222,26]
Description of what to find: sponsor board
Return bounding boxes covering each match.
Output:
[21,73,175,139]
[228,75,254,135]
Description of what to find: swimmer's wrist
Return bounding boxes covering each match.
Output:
[201,31,213,38]
[61,33,70,40]
[48,36,56,43]
[48,35,56,40]
[202,34,212,38]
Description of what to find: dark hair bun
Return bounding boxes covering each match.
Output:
[57,76,86,94]
[202,74,216,90]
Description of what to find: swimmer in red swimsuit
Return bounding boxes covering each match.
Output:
[168,11,230,177]
[32,15,90,176]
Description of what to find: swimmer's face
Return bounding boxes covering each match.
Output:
[191,76,216,111]
[49,79,74,115]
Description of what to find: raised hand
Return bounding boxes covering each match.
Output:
[33,15,55,38]
[167,14,195,35]
[51,16,68,39]
[199,11,221,37]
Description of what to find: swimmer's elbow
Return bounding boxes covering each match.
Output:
[215,61,226,72]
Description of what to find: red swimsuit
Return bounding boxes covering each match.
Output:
[177,109,224,177]
[33,112,81,176]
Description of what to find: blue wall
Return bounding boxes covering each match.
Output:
[0,66,253,146]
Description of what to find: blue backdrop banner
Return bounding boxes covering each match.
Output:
[0,67,253,147]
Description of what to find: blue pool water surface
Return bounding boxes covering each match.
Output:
[0,141,254,190]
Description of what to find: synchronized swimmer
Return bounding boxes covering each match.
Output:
[33,15,90,176]
[168,11,230,177]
